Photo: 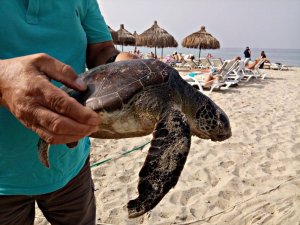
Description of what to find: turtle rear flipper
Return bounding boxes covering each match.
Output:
[37,139,78,168]
[127,108,191,218]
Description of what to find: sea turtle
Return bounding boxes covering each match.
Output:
[38,59,231,218]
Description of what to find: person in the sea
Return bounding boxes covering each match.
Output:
[149,51,158,59]
[0,1,136,224]
[260,50,267,59]
[207,53,213,58]
[244,46,251,59]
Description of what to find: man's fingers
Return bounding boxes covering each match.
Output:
[31,105,99,137]
[1,54,101,145]
[31,53,87,91]
[33,125,90,144]
[41,85,100,126]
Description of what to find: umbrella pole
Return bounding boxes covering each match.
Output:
[198,47,201,59]
[122,43,124,52]
[161,47,164,58]
[154,46,157,58]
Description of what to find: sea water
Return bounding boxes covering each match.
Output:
[118,46,300,67]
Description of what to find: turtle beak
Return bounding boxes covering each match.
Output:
[211,123,232,141]
[211,133,231,142]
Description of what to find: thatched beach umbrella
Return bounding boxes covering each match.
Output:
[133,31,139,46]
[133,31,138,39]
[115,24,135,51]
[107,25,118,43]
[136,21,178,57]
[182,26,220,58]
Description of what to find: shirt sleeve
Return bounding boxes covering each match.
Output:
[82,0,112,44]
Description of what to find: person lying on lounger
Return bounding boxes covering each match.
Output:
[246,57,269,70]
[203,56,241,88]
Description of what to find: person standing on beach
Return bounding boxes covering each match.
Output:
[244,46,251,59]
[259,50,268,68]
[0,1,136,224]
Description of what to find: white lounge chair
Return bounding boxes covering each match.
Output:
[173,61,191,70]
[186,60,200,70]
[192,60,240,93]
[197,58,212,69]
[226,60,244,81]
[270,62,288,71]
[182,75,204,92]
[263,62,271,69]
[208,58,223,68]
[244,58,250,66]
[228,60,258,82]
[243,59,267,79]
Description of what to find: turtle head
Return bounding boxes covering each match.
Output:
[191,99,231,142]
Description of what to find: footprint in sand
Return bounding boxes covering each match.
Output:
[291,143,300,153]
[219,160,235,168]
[204,168,220,187]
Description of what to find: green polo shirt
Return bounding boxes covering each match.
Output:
[0,0,112,195]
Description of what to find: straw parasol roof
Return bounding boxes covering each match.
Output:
[182,26,220,58]
[115,24,136,51]
[133,31,138,39]
[136,20,178,57]
[132,31,139,47]
[107,26,118,43]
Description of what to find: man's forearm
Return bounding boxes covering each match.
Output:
[86,42,119,69]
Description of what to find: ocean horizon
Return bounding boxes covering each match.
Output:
[116,46,300,67]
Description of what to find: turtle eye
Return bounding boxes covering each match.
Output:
[219,113,228,123]
[219,113,230,129]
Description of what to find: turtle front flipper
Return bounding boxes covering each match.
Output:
[127,108,191,218]
[36,86,90,169]
[38,138,50,168]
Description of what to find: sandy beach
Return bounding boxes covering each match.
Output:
[35,67,300,225]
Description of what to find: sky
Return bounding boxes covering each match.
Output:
[97,0,300,49]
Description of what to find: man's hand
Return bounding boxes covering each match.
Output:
[0,53,100,144]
